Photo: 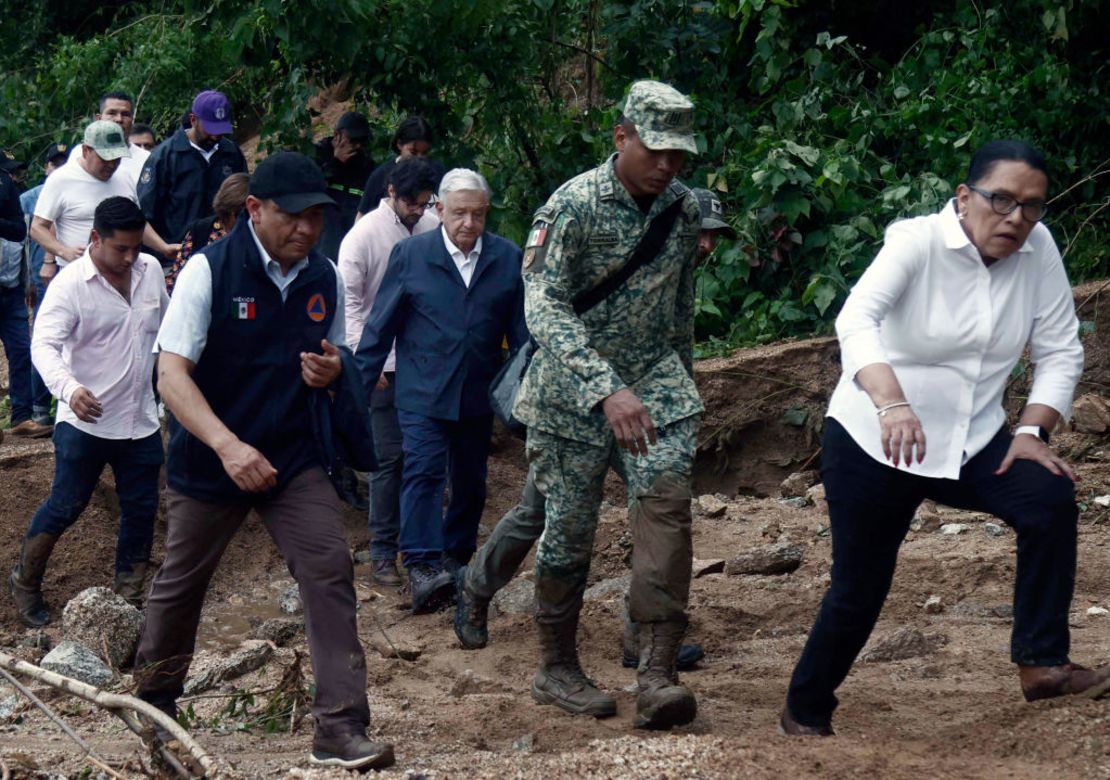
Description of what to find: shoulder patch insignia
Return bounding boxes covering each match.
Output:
[526,222,549,249]
[306,293,327,323]
[140,169,152,184]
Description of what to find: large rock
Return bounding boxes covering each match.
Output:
[859,626,946,663]
[696,494,729,517]
[41,640,114,687]
[1072,393,1110,433]
[61,587,142,668]
[183,640,274,695]
[583,574,631,602]
[279,583,303,615]
[724,543,804,576]
[780,470,819,498]
[491,577,535,616]
[248,617,303,647]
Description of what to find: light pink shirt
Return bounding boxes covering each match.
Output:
[32,250,168,440]
[338,198,439,371]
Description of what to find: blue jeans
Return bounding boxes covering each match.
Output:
[367,375,403,561]
[0,284,32,424]
[30,280,52,423]
[396,409,493,568]
[28,423,164,573]
[786,418,1078,727]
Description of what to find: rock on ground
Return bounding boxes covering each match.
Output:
[248,617,303,647]
[61,587,142,668]
[183,640,274,695]
[779,470,819,498]
[583,574,631,602]
[859,626,947,663]
[491,577,535,616]
[451,669,511,697]
[40,640,114,687]
[724,543,804,576]
[696,494,729,517]
[692,558,726,578]
[1072,393,1110,433]
[279,583,303,615]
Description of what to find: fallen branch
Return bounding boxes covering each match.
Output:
[0,650,224,777]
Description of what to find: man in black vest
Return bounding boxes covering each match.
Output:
[135,152,394,771]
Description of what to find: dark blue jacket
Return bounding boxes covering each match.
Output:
[167,216,367,502]
[356,227,529,421]
[137,128,247,248]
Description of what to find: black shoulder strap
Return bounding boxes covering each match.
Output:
[571,194,687,316]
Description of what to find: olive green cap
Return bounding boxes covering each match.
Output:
[692,188,737,239]
[622,80,697,154]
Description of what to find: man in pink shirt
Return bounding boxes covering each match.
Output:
[10,197,167,626]
[338,157,440,587]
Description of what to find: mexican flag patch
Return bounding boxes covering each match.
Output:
[231,300,256,320]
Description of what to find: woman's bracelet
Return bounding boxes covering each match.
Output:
[876,401,911,417]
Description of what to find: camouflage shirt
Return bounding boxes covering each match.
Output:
[513,153,704,445]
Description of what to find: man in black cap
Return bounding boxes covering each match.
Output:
[134,151,393,771]
[314,111,375,260]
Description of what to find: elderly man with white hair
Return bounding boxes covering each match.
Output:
[356,168,529,613]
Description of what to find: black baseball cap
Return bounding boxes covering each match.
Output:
[336,111,370,141]
[1,149,26,173]
[250,151,336,213]
[44,143,69,166]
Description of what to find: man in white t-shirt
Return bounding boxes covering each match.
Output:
[31,120,134,282]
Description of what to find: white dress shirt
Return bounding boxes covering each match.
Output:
[157,220,347,363]
[31,250,168,439]
[828,200,1082,479]
[442,229,482,287]
[338,197,440,370]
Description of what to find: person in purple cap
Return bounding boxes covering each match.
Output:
[136,89,247,269]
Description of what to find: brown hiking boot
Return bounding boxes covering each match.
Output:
[1020,663,1110,701]
[9,419,53,438]
[531,618,616,718]
[634,621,697,729]
[370,558,403,588]
[9,533,58,627]
[113,563,150,609]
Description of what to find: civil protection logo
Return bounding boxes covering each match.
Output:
[306,293,327,323]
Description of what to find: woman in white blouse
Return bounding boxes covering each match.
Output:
[780,140,1107,737]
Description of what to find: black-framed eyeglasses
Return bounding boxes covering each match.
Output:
[967,184,1047,222]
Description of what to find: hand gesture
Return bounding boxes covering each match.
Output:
[216,439,278,492]
[995,432,1077,482]
[879,404,926,467]
[301,339,342,388]
[603,388,657,456]
[70,387,103,423]
[58,245,84,263]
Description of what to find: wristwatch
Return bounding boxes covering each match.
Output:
[43,258,56,265]
[1014,424,1050,444]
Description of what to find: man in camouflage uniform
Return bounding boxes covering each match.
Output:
[455,183,743,668]
[512,80,703,730]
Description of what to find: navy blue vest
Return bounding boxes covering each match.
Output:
[167,217,337,502]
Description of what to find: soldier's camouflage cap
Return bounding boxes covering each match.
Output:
[622,80,697,154]
[692,188,737,239]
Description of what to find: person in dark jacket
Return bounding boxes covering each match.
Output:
[355,115,445,220]
[314,111,375,260]
[136,89,247,268]
[356,167,528,614]
[166,172,249,295]
[135,152,393,772]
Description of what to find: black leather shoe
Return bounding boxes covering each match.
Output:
[778,706,834,737]
[453,566,489,649]
[311,732,395,771]
[623,642,705,671]
[408,564,454,614]
[371,558,403,588]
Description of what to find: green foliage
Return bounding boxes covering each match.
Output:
[2,0,1108,352]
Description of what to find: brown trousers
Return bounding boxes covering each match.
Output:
[134,467,369,736]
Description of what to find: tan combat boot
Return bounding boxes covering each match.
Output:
[635,620,697,729]
[8,533,58,627]
[531,618,616,718]
[113,562,150,609]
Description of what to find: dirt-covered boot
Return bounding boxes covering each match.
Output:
[453,566,490,649]
[113,562,150,609]
[531,619,616,718]
[635,620,697,729]
[8,533,58,628]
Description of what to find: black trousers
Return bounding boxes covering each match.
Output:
[787,418,1077,727]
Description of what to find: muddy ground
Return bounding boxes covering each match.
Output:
[2,281,1110,779]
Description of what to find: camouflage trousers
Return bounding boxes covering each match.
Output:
[528,415,699,626]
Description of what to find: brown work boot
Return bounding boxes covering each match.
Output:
[9,419,53,438]
[531,619,616,718]
[113,563,150,609]
[1020,663,1110,701]
[9,533,58,627]
[634,621,697,729]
